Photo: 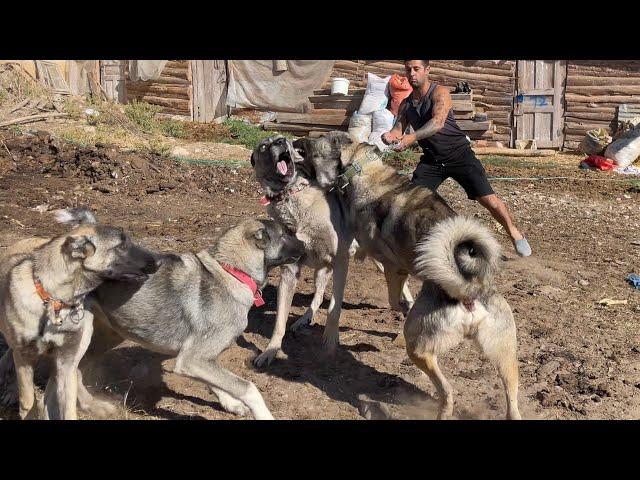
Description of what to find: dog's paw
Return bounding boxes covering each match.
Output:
[322,329,340,352]
[80,398,117,418]
[218,397,250,417]
[290,310,314,332]
[253,348,287,368]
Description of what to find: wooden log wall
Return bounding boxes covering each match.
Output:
[124,60,192,117]
[564,60,640,150]
[322,60,516,144]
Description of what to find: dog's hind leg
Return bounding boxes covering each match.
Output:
[175,338,273,420]
[407,349,454,419]
[13,349,37,419]
[254,262,300,367]
[476,309,521,420]
[290,266,331,332]
[323,243,351,352]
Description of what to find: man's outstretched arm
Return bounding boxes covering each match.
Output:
[394,86,452,150]
[382,100,409,144]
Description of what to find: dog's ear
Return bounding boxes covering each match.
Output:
[62,235,96,259]
[329,132,354,168]
[250,152,256,167]
[330,132,353,148]
[292,138,306,160]
[251,228,269,250]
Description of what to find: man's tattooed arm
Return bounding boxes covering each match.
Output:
[412,86,452,141]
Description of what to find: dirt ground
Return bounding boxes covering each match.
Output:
[0,129,639,420]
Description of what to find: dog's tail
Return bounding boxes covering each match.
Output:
[414,216,501,301]
[53,207,98,226]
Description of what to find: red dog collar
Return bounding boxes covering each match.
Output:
[220,263,265,307]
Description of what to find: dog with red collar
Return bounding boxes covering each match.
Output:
[67,211,305,420]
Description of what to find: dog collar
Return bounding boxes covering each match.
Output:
[332,147,382,193]
[33,275,83,325]
[220,263,265,307]
[259,181,309,206]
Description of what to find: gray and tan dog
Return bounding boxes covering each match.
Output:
[250,136,353,366]
[0,209,157,419]
[250,136,415,365]
[292,132,455,323]
[71,209,305,420]
[294,132,521,419]
[405,216,520,419]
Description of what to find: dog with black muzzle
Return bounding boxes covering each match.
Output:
[0,208,158,419]
[293,132,521,419]
[250,136,415,365]
[59,209,304,420]
[250,135,361,367]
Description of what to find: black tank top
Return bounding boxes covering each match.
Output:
[404,82,471,162]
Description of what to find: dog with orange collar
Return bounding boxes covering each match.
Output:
[0,208,158,419]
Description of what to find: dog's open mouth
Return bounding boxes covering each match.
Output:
[275,150,292,177]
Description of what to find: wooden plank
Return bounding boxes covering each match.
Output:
[126,84,189,98]
[309,94,363,103]
[567,76,640,86]
[313,88,366,96]
[457,120,493,131]
[567,85,640,95]
[451,101,474,112]
[126,94,189,110]
[311,101,359,112]
[566,93,640,103]
[453,111,475,120]
[276,112,349,127]
[263,122,337,132]
[450,92,473,101]
[430,61,515,77]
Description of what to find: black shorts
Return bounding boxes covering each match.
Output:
[411,147,495,200]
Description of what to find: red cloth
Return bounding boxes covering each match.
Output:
[388,74,413,116]
[581,155,616,171]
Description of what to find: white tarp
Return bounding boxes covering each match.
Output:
[128,60,168,81]
[226,60,335,112]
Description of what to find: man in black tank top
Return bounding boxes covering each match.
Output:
[382,60,532,257]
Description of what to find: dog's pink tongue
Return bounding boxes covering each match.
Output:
[277,160,288,175]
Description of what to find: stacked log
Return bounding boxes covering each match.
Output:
[430,60,515,144]
[564,60,640,150]
[125,60,191,117]
[320,60,515,145]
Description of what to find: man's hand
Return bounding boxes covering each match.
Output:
[393,133,417,152]
[382,130,402,145]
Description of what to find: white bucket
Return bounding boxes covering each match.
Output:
[331,77,350,95]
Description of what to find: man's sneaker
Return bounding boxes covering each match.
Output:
[514,238,532,257]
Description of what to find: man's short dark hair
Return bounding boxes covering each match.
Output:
[404,60,430,67]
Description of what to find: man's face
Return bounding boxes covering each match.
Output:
[405,61,429,88]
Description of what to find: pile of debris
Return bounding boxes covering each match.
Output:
[0,63,69,128]
[0,130,256,198]
[578,120,640,174]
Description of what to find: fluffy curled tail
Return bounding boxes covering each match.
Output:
[414,216,501,301]
[53,206,98,226]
